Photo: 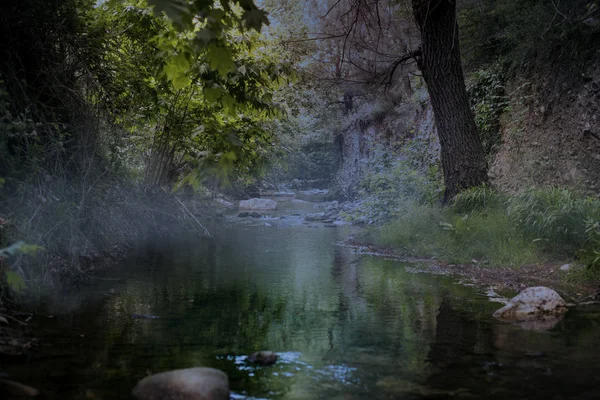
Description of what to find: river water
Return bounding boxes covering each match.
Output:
[6,201,600,399]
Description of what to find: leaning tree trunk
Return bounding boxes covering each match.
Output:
[412,0,488,202]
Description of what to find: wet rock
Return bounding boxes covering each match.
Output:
[132,367,229,400]
[493,287,567,324]
[247,351,278,366]
[214,198,235,209]
[132,314,160,320]
[239,198,277,211]
[260,191,296,201]
[249,212,262,218]
[305,212,327,222]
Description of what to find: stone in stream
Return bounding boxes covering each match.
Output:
[213,198,235,209]
[247,351,279,366]
[0,379,42,398]
[304,212,327,222]
[493,287,567,329]
[132,314,160,320]
[239,198,277,211]
[132,367,229,400]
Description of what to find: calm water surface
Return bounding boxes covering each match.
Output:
[6,206,600,399]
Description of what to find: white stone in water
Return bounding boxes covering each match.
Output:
[132,367,229,400]
[238,198,277,211]
[493,286,567,322]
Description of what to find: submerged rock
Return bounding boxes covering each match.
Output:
[239,198,277,211]
[247,351,278,366]
[304,212,327,222]
[0,379,41,398]
[132,314,160,320]
[260,191,296,201]
[132,367,229,400]
[493,287,567,325]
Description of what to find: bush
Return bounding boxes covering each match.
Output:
[580,219,600,269]
[378,202,444,257]
[467,65,509,158]
[451,185,506,214]
[507,187,600,256]
[377,186,600,271]
[378,197,536,266]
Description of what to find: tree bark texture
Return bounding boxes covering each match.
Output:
[412,0,488,201]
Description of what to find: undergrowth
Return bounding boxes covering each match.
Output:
[377,186,600,271]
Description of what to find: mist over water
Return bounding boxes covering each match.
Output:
[6,214,600,399]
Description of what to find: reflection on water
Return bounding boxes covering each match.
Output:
[6,223,600,399]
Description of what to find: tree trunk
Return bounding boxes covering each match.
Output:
[412,0,488,202]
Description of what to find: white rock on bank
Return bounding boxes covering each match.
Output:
[559,263,571,272]
[239,198,277,211]
[132,367,229,400]
[493,286,567,322]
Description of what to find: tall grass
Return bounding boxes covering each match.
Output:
[377,186,600,269]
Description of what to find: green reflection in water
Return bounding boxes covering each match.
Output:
[6,224,600,399]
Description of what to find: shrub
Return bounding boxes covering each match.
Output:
[580,219,600,269]
[507,187,600,256]
[378,201,444,257]
[467,66,509,158]
[377,186,600,271]
[451,185,506,214]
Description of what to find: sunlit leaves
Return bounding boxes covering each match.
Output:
[93,0,294,191]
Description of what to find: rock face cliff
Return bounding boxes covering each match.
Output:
[332,82,439,200]
[490,63,600,196]
[331,61,600,199]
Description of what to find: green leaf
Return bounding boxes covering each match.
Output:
[19,244,45,255]
[5,270,26,292]
[203,86,225,103]
[164,53,191,88]
[221,94,237,114]
[195,28,216,45]
[172,75,191,90]
[242,9,270,32]
[207,45,235,76]
[147,0,189,27]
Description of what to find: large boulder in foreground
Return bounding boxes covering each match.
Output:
[132,368,229,400]
[493,286,567,323]
[239,198,277,211]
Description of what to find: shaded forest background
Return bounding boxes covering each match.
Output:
[1,0,600,293]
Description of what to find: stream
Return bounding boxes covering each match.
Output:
[5,198,600,399]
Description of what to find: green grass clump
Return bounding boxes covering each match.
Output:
[507,187,600,256]
[376,186,600,271]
